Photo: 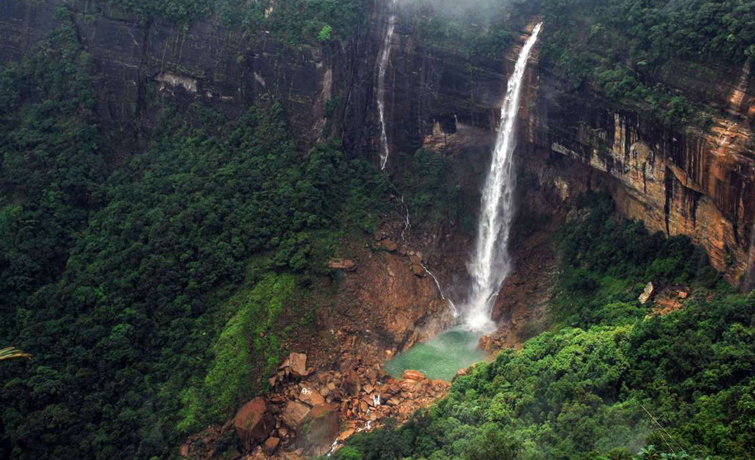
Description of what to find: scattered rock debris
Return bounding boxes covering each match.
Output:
[181,355,450,460]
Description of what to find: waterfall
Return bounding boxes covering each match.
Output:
[464,23,543,332]
[400,195,458,317]
[377,0,398,170]
[400,196,410,241]
[421,261,460,318]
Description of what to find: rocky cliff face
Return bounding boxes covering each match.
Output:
[371,11,755,288]
[522,55,755,286]
[0,0,344,156]
[1,1,753,288]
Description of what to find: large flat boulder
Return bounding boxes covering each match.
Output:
[233,397,273,450]
[328,259,357,272]
[403,370,426,381]
[289,353,308,378]
[282,401,311,428]
[298,384,325,407]
[302,404,340,454]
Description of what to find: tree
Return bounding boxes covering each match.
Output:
[463,424,520,460]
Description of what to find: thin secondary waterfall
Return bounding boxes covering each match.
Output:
[421,262,460,318]
[377,0,398,170]
[464,23,543,331]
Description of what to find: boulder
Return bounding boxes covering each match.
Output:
[233,397,273,450]
[263,437,280,455]
[289,353,308,378]
[282,401,311,428]
[281,452,304,460]
[432,379,450,389]
[302,404,340,452]
[411,263,425,277]
[639,282,655,304]
[365,368,377,384]
[337,427,356,442]
[403,370,425,381]
[342,370,360,396]
[381,239,398,252]
[478,334,495,353]
[328,259,357,272]
[298,385,325,406]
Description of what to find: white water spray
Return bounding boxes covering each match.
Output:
[464,23,543,332]
[377,0,398,170]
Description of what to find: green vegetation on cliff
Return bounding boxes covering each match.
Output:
[0,21,387,460]
[335,195,754,460]
[539,0,755,127]
[95,0,365,44]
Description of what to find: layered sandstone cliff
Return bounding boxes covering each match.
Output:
[523,54,755,286]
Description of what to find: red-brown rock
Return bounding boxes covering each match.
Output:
[328,259,357,272]
[302,404,340,451]
[263,437,280,455]
[342,370,360,396]
[233,397,273,450]
[381,239,398,252]
[365,368,377,384]
[282,401,311,428]
[298,385,325,407]
[403,370,425,381]
[289,353,308,378]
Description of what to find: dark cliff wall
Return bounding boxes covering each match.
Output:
[0,0,354,158]
[2,0,754,286]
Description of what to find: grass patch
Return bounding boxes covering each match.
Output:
[178,272,295,432]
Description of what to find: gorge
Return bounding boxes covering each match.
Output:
[0,1,753,460]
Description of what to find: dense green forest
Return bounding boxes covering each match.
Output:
[1,0,754,459]
[331,195,755,460]
[538,0,755,127]
[0,13,387,460]
[98,0,366,45]
[412,0,755,127]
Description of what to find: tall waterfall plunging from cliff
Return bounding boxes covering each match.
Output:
[377,0,398,170]
[464,23,543,332]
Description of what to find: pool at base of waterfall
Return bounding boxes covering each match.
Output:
[383,328,488,381]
